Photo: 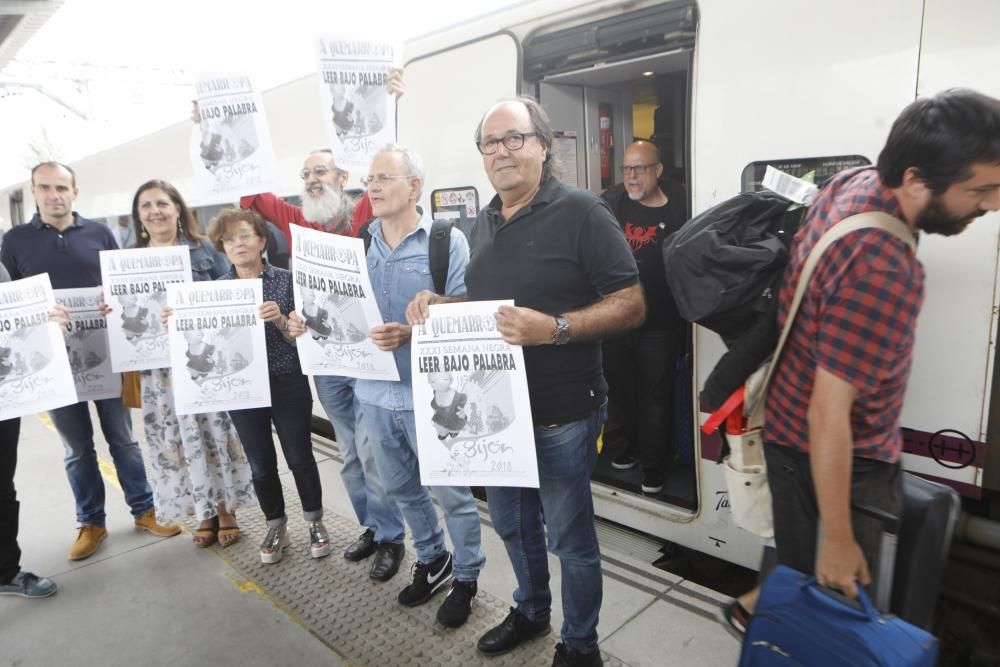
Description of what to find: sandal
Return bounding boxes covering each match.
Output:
[192,516,219,548]
[218,525,241,548]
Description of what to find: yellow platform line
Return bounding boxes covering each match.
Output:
[34,412,341,659]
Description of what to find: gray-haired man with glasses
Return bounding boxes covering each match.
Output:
[407,97,645,667]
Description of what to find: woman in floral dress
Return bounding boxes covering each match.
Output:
[129,179,256,547]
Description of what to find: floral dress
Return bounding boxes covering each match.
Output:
[140,238,255,523]
[141,369,255,522]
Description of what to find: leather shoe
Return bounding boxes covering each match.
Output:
[344,528,376,561]
[369,542,405,582]
[478,607,551,656]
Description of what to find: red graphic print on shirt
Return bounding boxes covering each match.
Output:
[624,222,659,253]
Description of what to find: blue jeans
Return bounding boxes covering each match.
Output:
[314,376,404,543]
[360,402,484,582]
[486,404,607,653]
[48,398,154,526]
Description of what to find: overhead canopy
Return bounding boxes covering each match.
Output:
[0,0,64,70]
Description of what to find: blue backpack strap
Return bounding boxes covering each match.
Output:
[429,220,453,295]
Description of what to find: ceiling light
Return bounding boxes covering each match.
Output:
[642,71,654,77]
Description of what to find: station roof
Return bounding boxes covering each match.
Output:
[0,0,64,70]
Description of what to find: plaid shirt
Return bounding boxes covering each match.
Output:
[763,167,925,463]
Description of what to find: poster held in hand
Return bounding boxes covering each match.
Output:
[100,246,192,372]
[315,34,399,175]
[54,286,121,401]
[166,279,270,415]
[190,72,278,202]
[290,225,399,381]
[0,274,78,419]
[411,300,538,488]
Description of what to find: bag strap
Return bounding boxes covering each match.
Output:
[745,212,916,428]
[428,219,453,295]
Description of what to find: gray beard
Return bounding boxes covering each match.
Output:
[301,184,354,233]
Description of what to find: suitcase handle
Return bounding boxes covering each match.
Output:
[851,501,901,535]
[801,577,880,622]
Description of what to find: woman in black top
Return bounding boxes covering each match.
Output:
[207,208,331,565]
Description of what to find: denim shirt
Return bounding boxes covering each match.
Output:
[354,212,469,410]
[189,238,230,282]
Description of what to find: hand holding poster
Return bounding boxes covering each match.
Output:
[0,275,77,420]
[191,72,278,202]
[166,280,270,415]
[290,225,399,380]
[100,246,192,372]
[411,300,538,488]
[316,34,399,175]
[54,287,121,402]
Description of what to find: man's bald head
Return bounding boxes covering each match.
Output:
[622,141,664,205]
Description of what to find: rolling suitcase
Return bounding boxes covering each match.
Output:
[738,473,959,666]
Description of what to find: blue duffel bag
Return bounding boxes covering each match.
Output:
[739,565,938,666]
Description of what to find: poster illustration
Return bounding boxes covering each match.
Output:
[0,274,77,420]
[166,280,270,415]
[191,72,278,202]
[54,287,121,402]
[411,300,538,488]
[100,246,192,372]
[316,34,399,174]
[290,225,399,381]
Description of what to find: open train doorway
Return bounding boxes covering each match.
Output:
[533,36,698,516]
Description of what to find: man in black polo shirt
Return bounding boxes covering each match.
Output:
[600,140,687,495]
[0,162,179,562]
[407,98,645,667]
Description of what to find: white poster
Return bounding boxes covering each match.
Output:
[100,246,192,372]
[290,225,399,381]
[191,72,278,202]
[411,300,538,488]
[54,287,121,402]
[166,280,270,416]
[316,34,399,174]
[0,275,78,419]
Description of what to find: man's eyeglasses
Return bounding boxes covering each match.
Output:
[476,132,538,155]
[362,173,415,187]
[221,231,258,245]
[621,163,660,176]
[299,165,343,180]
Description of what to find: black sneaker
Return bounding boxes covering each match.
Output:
[397,552,452,607]
[436,579,477,628]
[641,467,664,494]
[611,454,636,470]
[718,600,751,640]
[552,642,603,667]
[478,607,551,656]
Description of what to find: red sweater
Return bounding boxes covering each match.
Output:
[239,192,373,244]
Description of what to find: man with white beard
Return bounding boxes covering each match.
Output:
[233,69,410,582]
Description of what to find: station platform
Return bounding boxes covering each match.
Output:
[2,410,741,666]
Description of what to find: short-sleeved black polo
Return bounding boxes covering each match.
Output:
[466,178,639,425]
[0,213,118,289]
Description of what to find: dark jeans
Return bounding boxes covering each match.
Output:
[602,326,684,470]
[764,442,903,592]
[0,418,21,584]
[228,374,322,527]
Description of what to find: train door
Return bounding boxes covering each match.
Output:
[529,10,703,540]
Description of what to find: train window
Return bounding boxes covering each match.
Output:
[741,155,870,193]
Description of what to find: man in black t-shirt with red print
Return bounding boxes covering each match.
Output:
[602,140,686,495]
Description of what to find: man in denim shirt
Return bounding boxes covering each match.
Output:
[355,145,485,629]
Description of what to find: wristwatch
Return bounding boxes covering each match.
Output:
[551,315,571,345]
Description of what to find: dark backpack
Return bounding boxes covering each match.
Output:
[661,191,804,345]
[357,219,454,295]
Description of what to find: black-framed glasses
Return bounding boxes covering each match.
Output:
[362,173,415,187]
[621,163,660,176]
[299,165,343,180]
[476,132,538,155]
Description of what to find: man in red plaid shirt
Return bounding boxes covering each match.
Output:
[763,89,1000,600]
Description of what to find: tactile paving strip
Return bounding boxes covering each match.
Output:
[190,485,629,666]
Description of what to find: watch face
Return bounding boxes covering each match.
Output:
[554,316,570,345]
